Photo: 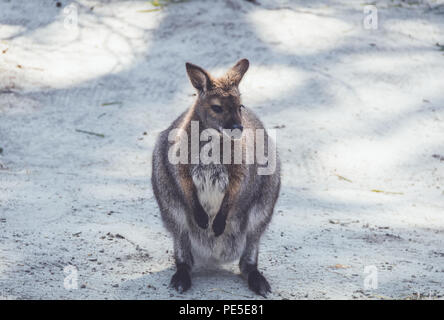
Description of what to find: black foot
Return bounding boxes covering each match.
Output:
[194,204,209,229]
[170,267,191,293]
[248,270,271,298]
[212,213,226,237]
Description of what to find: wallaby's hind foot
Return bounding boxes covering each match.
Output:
[170,264,192,293]
[248,270,271,298]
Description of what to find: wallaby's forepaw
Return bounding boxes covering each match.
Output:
[248,270,271,298]
[212,213,226,237]
[170,268,192,293]
[194,206,209,229]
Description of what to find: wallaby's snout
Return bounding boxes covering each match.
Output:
[221,105,244,139]
[231,124,243,132]
[226,105,243,131]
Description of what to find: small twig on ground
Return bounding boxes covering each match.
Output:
[335,174,353,183]
[101,101,123,107]
[75,129,105,138]
[137,8,162,12]
[371,189,403,195]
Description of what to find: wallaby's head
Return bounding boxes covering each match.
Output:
[186,59,249,135]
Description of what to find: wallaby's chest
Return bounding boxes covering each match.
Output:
[191,165,228,217]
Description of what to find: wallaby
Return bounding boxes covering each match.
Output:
[151,59,281,297]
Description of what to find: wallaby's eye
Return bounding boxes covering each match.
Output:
[211,105,223,114]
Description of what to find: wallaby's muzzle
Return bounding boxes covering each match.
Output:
[231,124,243,132]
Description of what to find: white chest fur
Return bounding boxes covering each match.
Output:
[191,165,228,217]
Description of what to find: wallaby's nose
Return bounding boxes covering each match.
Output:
[232,124,243,132]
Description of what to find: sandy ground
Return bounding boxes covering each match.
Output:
[1,0,444,300]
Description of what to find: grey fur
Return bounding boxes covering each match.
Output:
[151,59,281,297]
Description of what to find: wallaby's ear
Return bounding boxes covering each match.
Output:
[227,58,249,86]
[186,62,212,92]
